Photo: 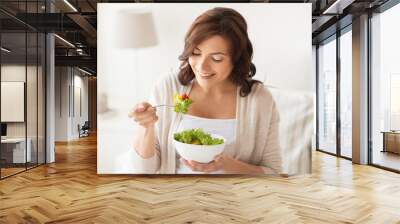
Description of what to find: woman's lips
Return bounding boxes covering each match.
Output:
[199,74,215,79]
[197,71,215,78]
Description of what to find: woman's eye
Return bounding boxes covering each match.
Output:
[192,52,200,56]
[212,56,223,62]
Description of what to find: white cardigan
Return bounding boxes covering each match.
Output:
[132,73,282,175]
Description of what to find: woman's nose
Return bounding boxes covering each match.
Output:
[197,57,211,72]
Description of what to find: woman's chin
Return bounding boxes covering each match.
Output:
[195,78,215,87]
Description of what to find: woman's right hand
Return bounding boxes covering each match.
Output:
[128,102,158,129]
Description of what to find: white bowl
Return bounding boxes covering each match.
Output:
[173,133,226,163]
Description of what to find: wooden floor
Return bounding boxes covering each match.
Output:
[1,167,26,178]
[1,163,45,178]
[1,135,400,223]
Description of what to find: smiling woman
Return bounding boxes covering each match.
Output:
[186,35,233,90]
[178,7,260,97]
[129,7,283,175]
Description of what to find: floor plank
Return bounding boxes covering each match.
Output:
[0,134,399,223]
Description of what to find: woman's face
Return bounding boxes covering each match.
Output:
[188,35,234,89]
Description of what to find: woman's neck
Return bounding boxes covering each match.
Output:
[192,80,236,98]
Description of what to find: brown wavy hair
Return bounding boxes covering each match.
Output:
[177,7,261,97]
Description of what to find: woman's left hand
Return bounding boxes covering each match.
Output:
[180,154,238,173]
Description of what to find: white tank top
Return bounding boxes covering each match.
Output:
[175,114,236,174]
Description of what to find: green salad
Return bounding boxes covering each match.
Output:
[174,128,224,145]
[173,93,193,114]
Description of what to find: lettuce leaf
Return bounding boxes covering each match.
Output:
[174,128,224,145]
[173,93,193,114]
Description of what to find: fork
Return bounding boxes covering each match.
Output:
[153,104,175,110]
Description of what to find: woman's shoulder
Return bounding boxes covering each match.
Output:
[248,82,274,103]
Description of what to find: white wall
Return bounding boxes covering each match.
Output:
[97,3,312,173]
[98,3,312,113]
[73,73,89,138]
[1,65,40,138]
[55,67,89,141]
[1,64,46,163]
[55,67,68,141]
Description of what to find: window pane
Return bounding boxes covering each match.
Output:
[318,37,337,154]
[27,31,38,169]
[1,31,27,178]
[38,32,46,165]
[371,3,400,171]
[340,29,352,158]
